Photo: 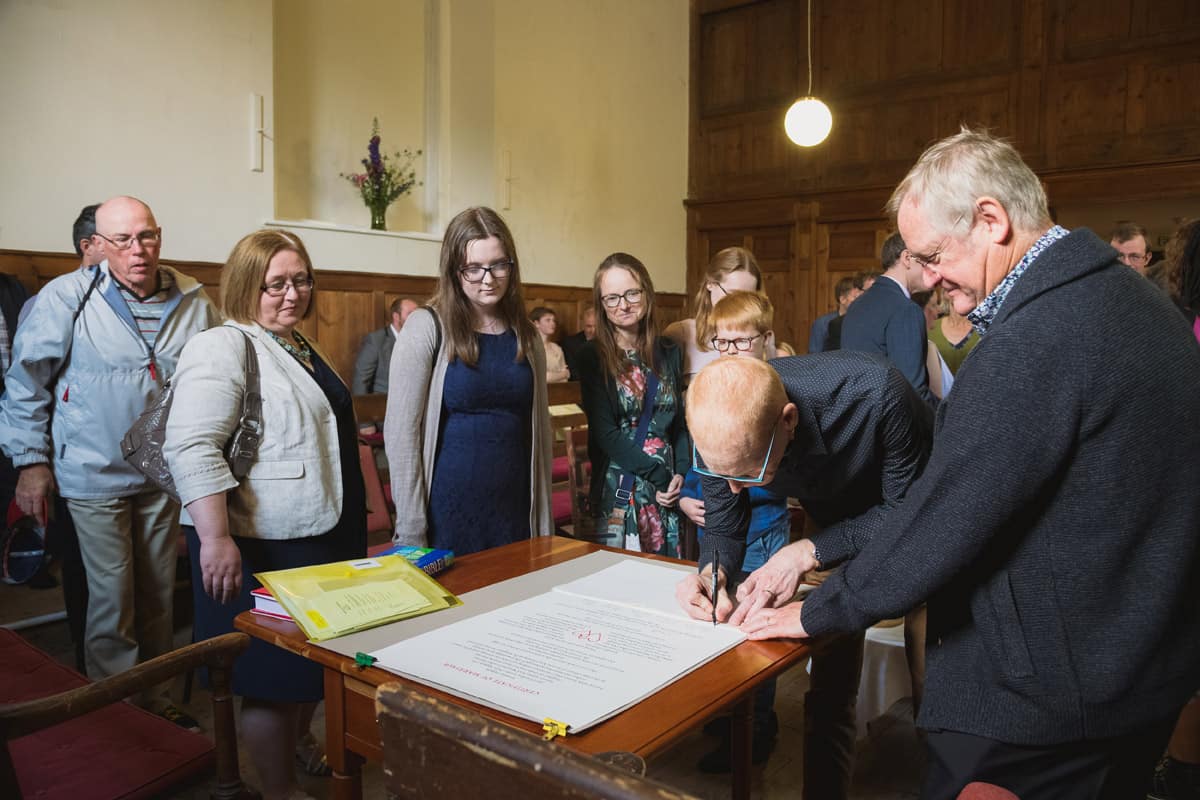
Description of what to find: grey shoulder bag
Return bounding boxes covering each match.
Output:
[121,329,262,501]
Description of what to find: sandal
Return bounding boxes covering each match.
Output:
[295,732,333,777]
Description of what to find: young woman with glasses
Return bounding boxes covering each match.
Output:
[664,246,776,387]
[384,207,554,556]
[576,253,690,556]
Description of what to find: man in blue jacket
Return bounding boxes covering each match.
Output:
[727,130,1200,799]
[841,231,935,404]
[0,196,219,730]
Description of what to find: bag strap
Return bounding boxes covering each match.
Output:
[614,370,660,505]
[49,266,102,389]
[226,329,263,479]
[422,305,442,371]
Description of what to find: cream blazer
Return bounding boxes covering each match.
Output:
[164,321,346,540]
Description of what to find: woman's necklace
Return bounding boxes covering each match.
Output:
[267,329,314,370]
[476,317,507,335]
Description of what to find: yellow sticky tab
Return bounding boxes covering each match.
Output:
[305,609,329,629]
[542,718,568,741]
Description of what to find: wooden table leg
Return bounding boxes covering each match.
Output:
[730,694,753,800]
[324,669,364,800]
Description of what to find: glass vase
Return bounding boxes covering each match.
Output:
[369,203,388,231]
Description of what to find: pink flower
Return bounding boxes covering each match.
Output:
[616,367,647,401]
[642,436,665,456]
[637,504,665,553]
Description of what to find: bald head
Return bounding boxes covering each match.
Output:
[94,196,162,294]
[687,358,791,480]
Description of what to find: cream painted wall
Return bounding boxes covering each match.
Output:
[274,0,427,234]
[493,0,690,292]
[0,0,274,262]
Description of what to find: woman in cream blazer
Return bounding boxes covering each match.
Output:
[165,229,365,800]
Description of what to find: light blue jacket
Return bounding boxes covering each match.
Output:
[0,262,219,499]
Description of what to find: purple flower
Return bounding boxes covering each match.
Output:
[368,135,382,171]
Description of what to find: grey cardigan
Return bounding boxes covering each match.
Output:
[383,308,555,547]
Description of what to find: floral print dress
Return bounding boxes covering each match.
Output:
[597,351,682,557]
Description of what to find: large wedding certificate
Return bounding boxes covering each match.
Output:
[371,558,746,733]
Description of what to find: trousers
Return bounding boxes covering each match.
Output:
[921,718,1175,800]
[66,490,179,703]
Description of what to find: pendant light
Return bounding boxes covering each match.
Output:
[784,0,832,147]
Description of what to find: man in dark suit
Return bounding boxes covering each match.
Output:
[722,129,1200,799]
[841,232,935,404]
[561,305,596,381]
[677,352,934,800]
[823,270,878,352]
[353,297,417,395]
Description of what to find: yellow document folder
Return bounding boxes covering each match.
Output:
[255,555,461,642]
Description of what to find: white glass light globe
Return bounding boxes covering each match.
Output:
[784,97,833,147]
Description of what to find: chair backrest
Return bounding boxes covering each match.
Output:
[352,393,388,425]
[563,425,596,540]
[376,683,699,800]
[359,441,392,535]
[1,631,250,800]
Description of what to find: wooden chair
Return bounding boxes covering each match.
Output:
[0,631,255,800]
[360,439,394,536]
[376,682,699,800]
[563,425,596,541]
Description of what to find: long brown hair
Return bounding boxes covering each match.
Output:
[430,207,536,366]
[693,246,763,351]
[1164,218,1200,311]
[592,253,660,380]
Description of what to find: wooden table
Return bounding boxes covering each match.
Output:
[235,537,810,800]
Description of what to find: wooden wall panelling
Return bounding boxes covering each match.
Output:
[814,219,892,345]
[691,0,1200,213]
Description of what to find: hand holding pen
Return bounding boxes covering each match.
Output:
[675,554,733,623]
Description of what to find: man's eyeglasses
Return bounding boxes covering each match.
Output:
[691,416,781,485]
[906,208,974,270]
[261,277,315,296]
[94,230,161,250]
[460,260,513,283]
[600,288,645,308]
[1117,251,1151,266]
[711,333,763,353]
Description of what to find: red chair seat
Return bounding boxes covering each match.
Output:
[552,490,573,527]
[0,628,213,800]
[551,455,570,483]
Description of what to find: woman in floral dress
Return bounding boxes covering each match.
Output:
[576,253,690,556]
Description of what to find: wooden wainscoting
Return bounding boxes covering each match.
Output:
[0,249,686,383]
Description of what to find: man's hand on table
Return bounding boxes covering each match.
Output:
[727,539,818,626]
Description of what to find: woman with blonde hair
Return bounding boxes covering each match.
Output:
[385,207,554,555]
[577,253,690,555]
[165,229,367,800]
[665,246,775,386]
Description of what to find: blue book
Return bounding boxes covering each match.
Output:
[374,545,454,576]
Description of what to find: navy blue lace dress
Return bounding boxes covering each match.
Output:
[427,330,532,556]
